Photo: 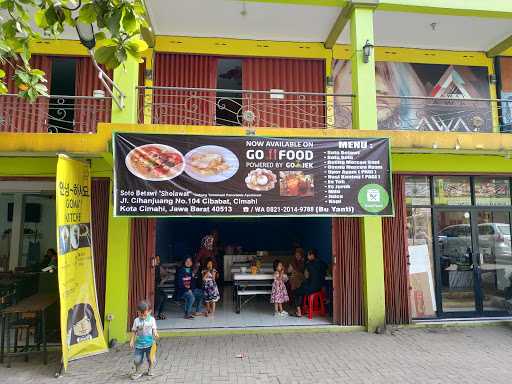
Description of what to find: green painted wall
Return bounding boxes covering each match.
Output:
[103,57,140,343]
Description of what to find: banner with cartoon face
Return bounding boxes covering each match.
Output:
[56,156,107,370]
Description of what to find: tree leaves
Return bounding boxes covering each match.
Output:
[0,0,150,101]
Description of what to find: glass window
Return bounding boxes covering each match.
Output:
[407,207,437,319]
[433,176,471,206]
[474,177,511,206]
[405,176,431,206]
[478,224,495,236]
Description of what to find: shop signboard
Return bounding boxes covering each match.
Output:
[56,155,107,370]
[113,133,392,217]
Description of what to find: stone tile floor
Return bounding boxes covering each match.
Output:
[2,326,512,383]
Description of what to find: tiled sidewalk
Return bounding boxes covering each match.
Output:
[2,326,512,383]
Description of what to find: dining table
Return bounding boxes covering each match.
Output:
[0,293,58,366]
[232,273,274,313]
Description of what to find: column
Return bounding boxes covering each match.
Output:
[350,4,386,332]
[103,57,139,342]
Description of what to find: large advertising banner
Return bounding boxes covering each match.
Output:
[332,60,492,132]
[56,155,107,370]
[113,133,392,217]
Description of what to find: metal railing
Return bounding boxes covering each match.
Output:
[376,95,512,133]
[138,86,354,129]
[0,93,112,133]
[139,86,512,133]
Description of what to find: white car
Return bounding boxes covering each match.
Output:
[437,223,512,266]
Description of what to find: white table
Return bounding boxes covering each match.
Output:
[223,254,256,282]
[233,273,274,313]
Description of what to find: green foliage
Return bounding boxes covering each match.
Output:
[0,0,149,101]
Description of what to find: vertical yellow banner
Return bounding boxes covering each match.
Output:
[56,155,107,370]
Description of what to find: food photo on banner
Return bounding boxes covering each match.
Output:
[332,60,492,132]
[113,133,393,217]
[56,155,107,371]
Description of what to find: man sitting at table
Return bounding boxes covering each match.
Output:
[292,249,326,317]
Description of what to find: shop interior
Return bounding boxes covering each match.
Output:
[0,181,60,351]
[155,217,334,329]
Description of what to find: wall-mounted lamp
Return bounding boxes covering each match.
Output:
[326,76,334,87]
[362,40,374,64]
[74,18,126,110]
[489,74,497,84]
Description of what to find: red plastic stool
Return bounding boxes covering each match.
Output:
[302,290,326,320]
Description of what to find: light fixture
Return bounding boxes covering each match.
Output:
[362,40,374,64]
[489,74,497,84]
[74,17,125,110]
[75,20,96,50]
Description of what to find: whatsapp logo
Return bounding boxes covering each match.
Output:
[358,184,389,213]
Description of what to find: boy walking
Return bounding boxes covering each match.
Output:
[130,300,159,380]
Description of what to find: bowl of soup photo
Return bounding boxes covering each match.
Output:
[125,144,185,181]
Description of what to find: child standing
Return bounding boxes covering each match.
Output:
[203,258,220,316]
[271,260,289,316]
[129,301,159,380]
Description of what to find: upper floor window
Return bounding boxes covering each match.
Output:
[150,53,326,128]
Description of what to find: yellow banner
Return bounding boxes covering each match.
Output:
[56,155,107,370]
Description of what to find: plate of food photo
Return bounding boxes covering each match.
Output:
[125,144,185,181]
[245,169,277,191]
[185,145,239,182]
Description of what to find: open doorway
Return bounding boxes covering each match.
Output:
[154,217,333,329]
[0,181,60,350]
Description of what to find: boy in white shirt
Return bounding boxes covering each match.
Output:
[129,300,159,380]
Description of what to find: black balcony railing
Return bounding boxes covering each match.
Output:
[0,93,112,133]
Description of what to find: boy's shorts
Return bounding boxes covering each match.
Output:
[134,346,152,366]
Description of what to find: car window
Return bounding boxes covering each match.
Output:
[455,226,471,237]
[479,225,494,236]
[498,224,511,236]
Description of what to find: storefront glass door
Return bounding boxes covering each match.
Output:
[434,210,477,314]
[476,211,512,313]
[434,209,512,316]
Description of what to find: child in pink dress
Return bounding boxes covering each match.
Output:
[271,260,289,316]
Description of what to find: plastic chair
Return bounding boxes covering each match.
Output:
[302,290,326,320]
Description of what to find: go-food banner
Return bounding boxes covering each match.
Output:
[56,155,107,370]
[113,133,393,217]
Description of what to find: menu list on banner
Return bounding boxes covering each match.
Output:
[56,156,107,370]
[114,133,393,217]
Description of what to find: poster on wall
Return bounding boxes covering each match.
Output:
[332,60,492,132]
[56,155,107,370]
[113,133,393,217]
[409,244,436,318]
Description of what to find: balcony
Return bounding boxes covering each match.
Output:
[375,96,509,133]
[0,93,112,133]
[139,86,512,133]
[138,86,353,129]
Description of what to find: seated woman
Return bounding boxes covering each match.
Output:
[292,249,327,317]
[176,257,206,319]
